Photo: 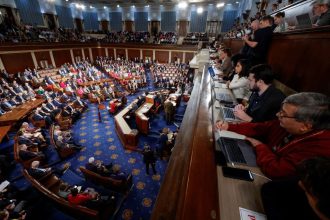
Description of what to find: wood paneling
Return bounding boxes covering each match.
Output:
[116,49,126,59]
[171,51,183,63]
[1,53,34,73]
[52,50,71,67]
[142,50,153,60]
[127,49,140,60]
[107,48,115,58]
[268,29,330,96]
[124,21,134,32]
[185,52,195,63]
[72,49,82,57]
[92,48,106,59]
[155,51,169,63]
[34,51,52,67]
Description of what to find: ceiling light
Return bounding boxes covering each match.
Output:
[236,1,239,3]
[104,6,107,9]
[216,3,225,7]
[117,4,120,8]
[90,5,94,9]
[197,7,203,14]
[132,5,135,8]
[178,1,188,9]
[65,0,68,2]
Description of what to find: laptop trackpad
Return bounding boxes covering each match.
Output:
[237,140,257,167]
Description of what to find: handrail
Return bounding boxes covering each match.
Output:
[152,65,219,220]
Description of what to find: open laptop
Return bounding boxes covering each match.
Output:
[221,106,237,121]
[215,93,234,104]
[296,13,312,29]
[216,134,257,167]
[208,66,216,78]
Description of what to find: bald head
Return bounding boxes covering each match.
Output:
[251,20,260,31]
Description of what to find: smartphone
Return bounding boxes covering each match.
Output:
[222,166,254,182]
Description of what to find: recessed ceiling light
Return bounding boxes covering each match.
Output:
[178,1,188,9]
[197,7,203,14]
[117,4,120,8]
[216,3,225,7]
[104,6,107,9]
[236,1,239,3]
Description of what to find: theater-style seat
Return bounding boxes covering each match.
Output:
[79,167,133,194]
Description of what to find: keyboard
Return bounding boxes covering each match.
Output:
[222,107,235,119]
[221,138,246,164]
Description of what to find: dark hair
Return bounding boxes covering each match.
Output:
[231,54,246,67]
[275,12,285,18]
[70,187,78,196]
[298,157,330,219]
[261,15,275,25]
[249,64,274,84]
[222,48,232,57]
[236,59,250,78]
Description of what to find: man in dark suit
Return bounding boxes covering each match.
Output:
[19,144,45,161]
[1,99,14,111]
[28,160,69,179]
[164,99,175,124]
[234,64,286,122]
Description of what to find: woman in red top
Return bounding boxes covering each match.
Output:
[67,188,96,205]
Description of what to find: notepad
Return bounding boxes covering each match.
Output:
[217,130,246,140]
[0,181,10,192]
[239,207,267,220]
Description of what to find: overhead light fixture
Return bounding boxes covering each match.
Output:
[178,1,188,9]
[90,5,94,9]
[197,7,203,14]
[236,1,239,3]
[132,5,135,8]
[103,6,107,9]
[65,0,68,2]
[75,3,85,10]
[117,4,120,8]
[216,2,225,7]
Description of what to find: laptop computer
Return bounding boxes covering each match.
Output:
[296,13,312,29]
[208,67,216,78]
[217,137,257,166]
[215,93,234,104]
[221,106,237,121]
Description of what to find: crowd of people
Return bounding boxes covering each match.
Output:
[224,0,330,39]
[211,2,330,218]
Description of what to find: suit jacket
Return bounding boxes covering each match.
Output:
[28,167,49,179]
[246,85,286,122]
[85,162,98,173]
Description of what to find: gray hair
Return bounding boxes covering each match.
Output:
[283,92,330,129]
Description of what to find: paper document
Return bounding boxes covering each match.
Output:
[217,130,246,140]
[239,207,267,220]
[0,180,10,192]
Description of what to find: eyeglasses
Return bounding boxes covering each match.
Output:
[277,109,297,119]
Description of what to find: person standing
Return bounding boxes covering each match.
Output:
[142,145,157,175]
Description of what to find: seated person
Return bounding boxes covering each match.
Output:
[227,59,250,102]
[85,157,113,177]
[32,108,53,127]
[28,161,69,179]
[215,92,330,179]
[57,183,71,199]
[0,99,14,112]
[312,0,330,27]
[18,144,45,161]
[67,187,98,206]
[233,64,286,122]
[54,135,82,151]
[261,157,330,220]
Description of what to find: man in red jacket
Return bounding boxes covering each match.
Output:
[216,92,330,179]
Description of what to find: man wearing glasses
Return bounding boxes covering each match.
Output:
[215,92,330,179]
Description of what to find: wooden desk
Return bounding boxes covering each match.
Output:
[114,104,139,150]
[0,125,11,143]
[0,99,45,126]
[135,103,153,135]
[211,74,269,219]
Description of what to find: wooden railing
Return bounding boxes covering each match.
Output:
[151,66,219,220]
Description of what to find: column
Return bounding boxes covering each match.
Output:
[183,52,186,63]
[0,57,5,70]
[89,48,93,62]
[70,49,75,64]
[125,49,128,60]
[105,48,108,57]
[49,50,56,67]
[114,48,117,59]
[31,52,38,69]
[153,49,155,61]
[140,49,143,60]
[81,48,85,60]
[169,51,172,64]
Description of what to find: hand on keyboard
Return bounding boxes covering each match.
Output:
[245,137,263,147]
[233,109,253,122]
[215,120,229,130]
